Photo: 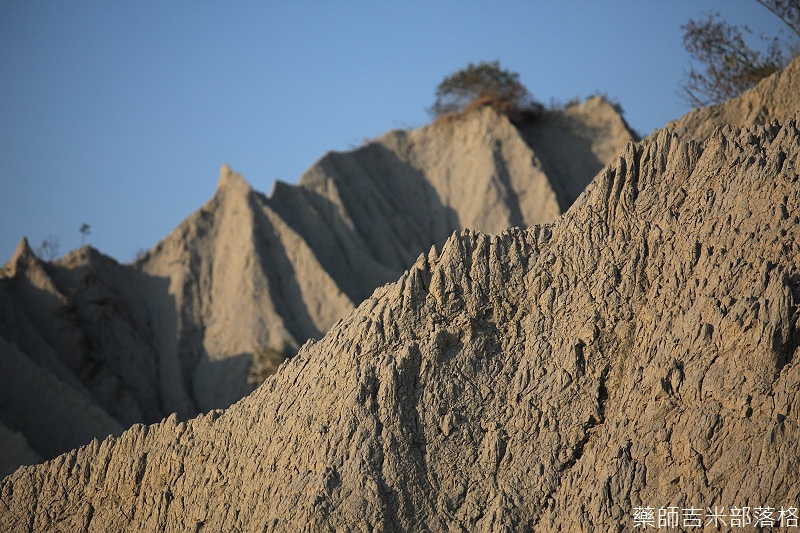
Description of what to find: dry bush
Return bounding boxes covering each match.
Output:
[429,61,543,124]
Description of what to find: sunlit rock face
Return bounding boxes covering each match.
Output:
[2,94,798,531]
[0,97,633,478]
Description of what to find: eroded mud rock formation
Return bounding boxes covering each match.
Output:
[2,109,797,531]
[0,98,633,475]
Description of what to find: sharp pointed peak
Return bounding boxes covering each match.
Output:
[12,237,39,264]
[14,237,34,258]
[216,164,253,194]
[2,237,39,276]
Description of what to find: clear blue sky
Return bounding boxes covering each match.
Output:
[0,1,792,263]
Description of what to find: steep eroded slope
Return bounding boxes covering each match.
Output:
[2,114,797,531]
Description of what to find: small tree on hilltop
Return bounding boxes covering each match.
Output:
[79,223,91,245]
[429,60,543,121]
[36,235,61,261]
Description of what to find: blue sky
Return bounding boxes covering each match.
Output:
[0,1,792,263]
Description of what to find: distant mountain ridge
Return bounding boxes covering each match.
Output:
[0,96,634,476]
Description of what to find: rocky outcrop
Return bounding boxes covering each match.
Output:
[133,167,356,416]
[130,97,633,415]
[0,98,633,475]
[2,107,797,531]
[283,96,634,298]
[0,240,128,480]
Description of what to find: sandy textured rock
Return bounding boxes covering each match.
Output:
[131,97,632,415]
[135,166,356,415]
[0,98,632,474]
[2,109,797,531]
[0,242,129,459]
[290,97,633,291]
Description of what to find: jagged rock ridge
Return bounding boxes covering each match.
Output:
[2,106,798,530]
[0,98,634,476]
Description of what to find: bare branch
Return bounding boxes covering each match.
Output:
[679,12,785,106]
[754,0,800,38]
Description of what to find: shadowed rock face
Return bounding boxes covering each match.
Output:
[0,98,634,477]
[2,108,798,530]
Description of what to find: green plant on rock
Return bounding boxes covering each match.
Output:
[428,60,543,122]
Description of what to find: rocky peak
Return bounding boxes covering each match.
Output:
[215,163,253,196]
[2,237,36,277]
[2,110,798,532]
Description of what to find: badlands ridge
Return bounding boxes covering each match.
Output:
[0,57,798,531]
